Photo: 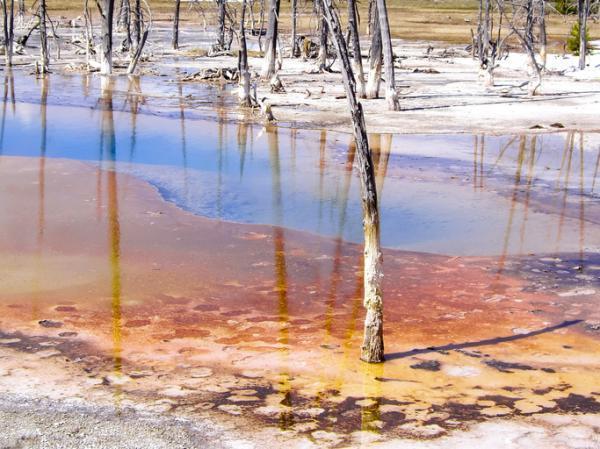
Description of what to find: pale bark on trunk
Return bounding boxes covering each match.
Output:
[348,0,366,98]
[290,0,298,57]
[317,0,328,71]
[126,28,148,73]
[2,0,14,66]
[257,0,265,51]
[39,0,49,72]
[261,0,280,79]
[172,0,181,49]
[132,0,141,48]
[578,0,589,70]
[121,0,131,52]
[99,0,115,74]
[375,0,399,110]
[238,0,251,105]
[322,0,384,363]
[366,4,382,99]
[216,0,226,50]
[538,0,546,67]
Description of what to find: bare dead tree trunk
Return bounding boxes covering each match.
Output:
[322,0,384,363]
[97,0,115,74]
[478,0,493,85]
[238,0,251,105]
[17,0,23,22]
[2,0,14,66]
[257,0,265,51]
[578,0,589,69]
[498,0,542,95]
[39,0,49,72]
[366,3,382,99]
[172,0,181,49]
[348,0,366,98]
[538,0,546,67]
[261,0,280,79]
[131,0,140,48]
[120,0,132,52]
[127,28,148,73]
[216,0,226,50]
[290,0,298,57]
[317,0,328,71]
[375,0,398,109]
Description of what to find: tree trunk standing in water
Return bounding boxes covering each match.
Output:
[98,0,115,74]
[366,3,382,99]
[2,0,14,66]
[322,0,384,363]
[172,0,181,49]
[348,0,366,97]
[375,0,399,110]
[261,0,280,79]
[578,0,589,69]
[238,0,251,105]
[290,0,298,57]
[39,0,49,72]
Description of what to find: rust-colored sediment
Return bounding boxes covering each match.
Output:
[0,156,598,444]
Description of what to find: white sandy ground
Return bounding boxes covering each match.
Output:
[6,22,600,135]
[147,31,600,134]
[1,394,599,449]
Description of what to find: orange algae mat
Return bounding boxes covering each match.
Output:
[0,156,598,442]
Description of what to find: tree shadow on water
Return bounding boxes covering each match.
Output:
[385,319,583,361]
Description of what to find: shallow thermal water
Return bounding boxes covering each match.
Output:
[1,74,600,256]
[1,72,600,447]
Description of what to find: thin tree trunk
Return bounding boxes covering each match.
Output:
[216,0,226,50]
[538,0,546,67]
[348,0,366,98]
[132,0,141,48]
[261,0,280,79]
[375,0,398,110]
[290,0,297,57]
[121,0,131,52]
[318,13,328,71]
[578,0,589,69]
[257,0,265,51]
[126,28,148,73]
[2,0,14,66]
[99,0,115,74]
[366,4,382,99]
[172,0,181,49]
[39,0,49,72]
[322,0,384,363]
[239,0,251,105]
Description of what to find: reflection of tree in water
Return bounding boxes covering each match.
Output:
[0,68,16,155]
[177,77,190,205]
[31,75,49,321]
[266,125,294,429]
[100,79,124,409]
[490,132,593,277]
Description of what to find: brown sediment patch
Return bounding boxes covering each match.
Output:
[0,156,599,444]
